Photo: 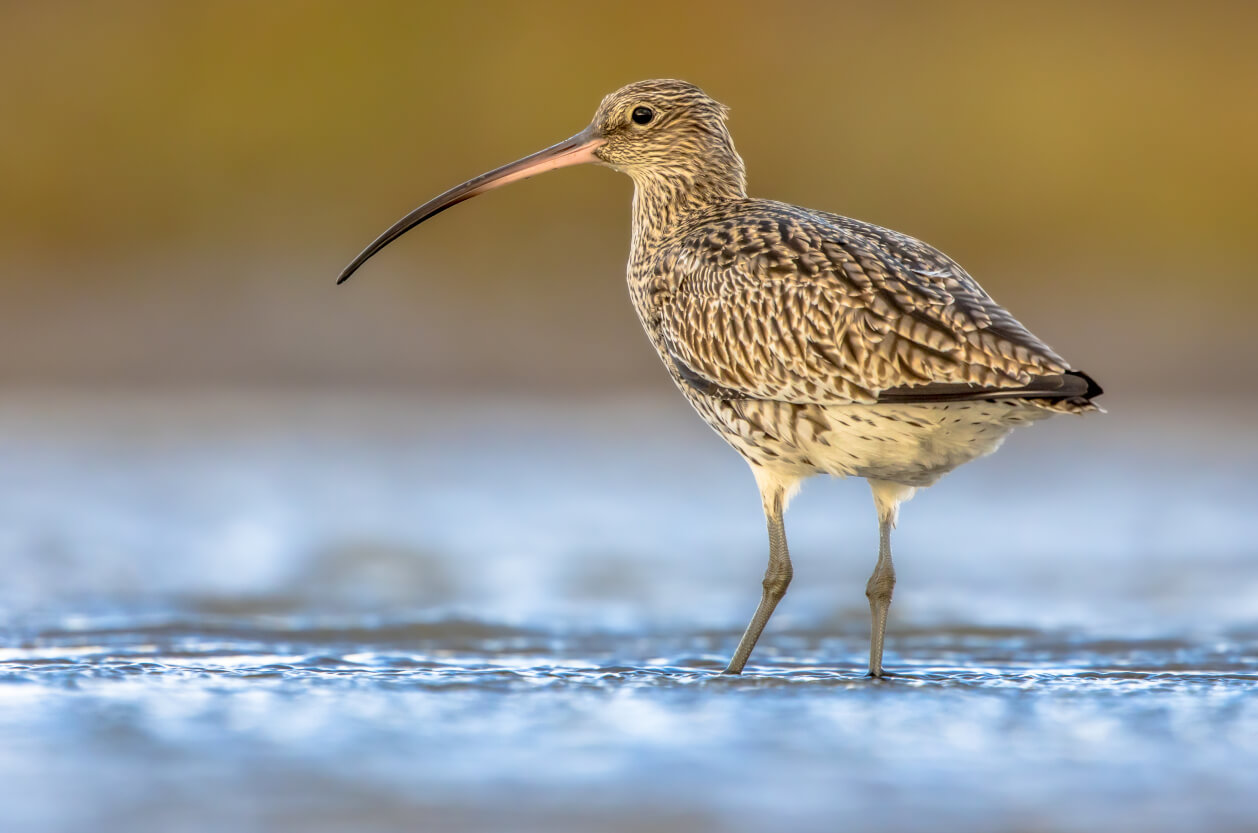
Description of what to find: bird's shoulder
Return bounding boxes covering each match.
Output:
[650,199,1072,403]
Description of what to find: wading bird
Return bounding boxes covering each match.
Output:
[338,80,1101,677]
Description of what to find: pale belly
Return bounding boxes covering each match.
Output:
[688,395,1054,488]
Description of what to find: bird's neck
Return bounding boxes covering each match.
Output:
[629,161,747,249]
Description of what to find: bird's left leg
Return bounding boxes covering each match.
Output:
[723,468,802,675]
[865,480,916,678]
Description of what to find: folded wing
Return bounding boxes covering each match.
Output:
[659,203,1096,407]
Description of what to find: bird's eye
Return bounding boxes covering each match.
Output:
[631,106,654,125]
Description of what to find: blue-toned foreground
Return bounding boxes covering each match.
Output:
[0,392,1255,832]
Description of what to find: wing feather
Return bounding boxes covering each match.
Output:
[658,202,1073,405]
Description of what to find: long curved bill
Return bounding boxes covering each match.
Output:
[337,126,603,284]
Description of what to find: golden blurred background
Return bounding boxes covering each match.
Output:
[3,1,1255,397]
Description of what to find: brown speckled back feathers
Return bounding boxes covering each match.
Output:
[635,199,1097,413]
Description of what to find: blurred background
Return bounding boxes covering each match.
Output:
[3,4,1258,833]
[3,1,1255,393]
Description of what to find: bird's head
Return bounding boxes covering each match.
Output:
[337,79,744,285]
[589,79,743,185]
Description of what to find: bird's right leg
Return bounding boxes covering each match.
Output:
[865,480,916,678]
[723,471,797,675]
[865,512,896,678]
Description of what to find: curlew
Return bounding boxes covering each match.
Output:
[338,80,1102,677]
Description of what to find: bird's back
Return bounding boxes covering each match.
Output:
[630,198,1099,415]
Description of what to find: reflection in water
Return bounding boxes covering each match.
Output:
[0,392,1256,832]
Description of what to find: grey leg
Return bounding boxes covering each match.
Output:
[723,483,792,675]
[865,512,896,678]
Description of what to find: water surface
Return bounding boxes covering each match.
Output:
[1,392,1255,832]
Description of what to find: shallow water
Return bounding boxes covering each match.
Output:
[1,392,1256,832]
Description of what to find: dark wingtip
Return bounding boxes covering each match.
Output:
[1067,370,1104,400]
[877,369,1104,406]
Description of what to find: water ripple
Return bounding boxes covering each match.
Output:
[3,629,1256,696]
